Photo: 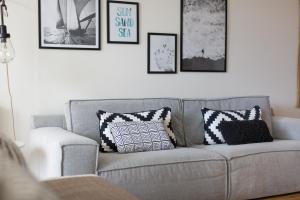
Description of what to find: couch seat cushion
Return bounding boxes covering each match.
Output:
[98,148,227,200]
[193,140,300,200]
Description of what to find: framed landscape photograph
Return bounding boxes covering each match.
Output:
[148,33,177,74]
[38,0,100,50]
[107,1,139,44]
[181,0,227,72]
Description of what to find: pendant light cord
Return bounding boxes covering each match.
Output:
[5,63,16,140]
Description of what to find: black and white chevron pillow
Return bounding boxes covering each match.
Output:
[201,106,262,145]
[97,107,177,152]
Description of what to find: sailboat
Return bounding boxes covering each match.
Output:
[56,0,96,43]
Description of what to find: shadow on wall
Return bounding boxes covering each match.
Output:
[8,0,34,11]
[0,107,13,139]
[273,105,300,118]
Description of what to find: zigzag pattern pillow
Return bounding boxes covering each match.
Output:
[97,107,177,152]
[201,106,262,145]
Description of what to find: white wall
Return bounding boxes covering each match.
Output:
[0,0,299,151]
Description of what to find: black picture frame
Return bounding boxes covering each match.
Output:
[147,33,177,74]
[107,1,139,44]
[38,0,101,50]
[180,0,227,72]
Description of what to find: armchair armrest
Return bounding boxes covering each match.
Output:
[272,116,300,140]
[28,127,99,180]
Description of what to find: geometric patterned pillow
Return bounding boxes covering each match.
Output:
[97,107,176,152]
[109,121,175,153]
[201,106,262,145]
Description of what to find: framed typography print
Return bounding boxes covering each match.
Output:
[181,0,227,72]
[148,33,177,74]
[38,0,101,50]
[107,1,139,44]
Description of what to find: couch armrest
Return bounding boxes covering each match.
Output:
[28,127,99,180]
[272,116,300,140]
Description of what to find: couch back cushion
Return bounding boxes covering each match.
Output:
[182,96,272,146]
[65,98,185,146]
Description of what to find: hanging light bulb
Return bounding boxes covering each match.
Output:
[0,27,15,63]
[0,0,15,64]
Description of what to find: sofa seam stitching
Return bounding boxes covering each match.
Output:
[69,100,74,131]
[62,144,99,147]
[227,159,232,200]
[228,149,300,161]
[68,97,180,102]
[181,96,269,102]
[98,159,225,173]
[180,99,187,147]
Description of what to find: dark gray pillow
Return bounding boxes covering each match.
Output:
[109,121,174,153]
[219,120,273,145]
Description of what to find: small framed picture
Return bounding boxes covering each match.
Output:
[148,33,177,74]
[107,1,139,44]
[38,0,101,50]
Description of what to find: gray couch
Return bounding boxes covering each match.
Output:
[29,96,300,200]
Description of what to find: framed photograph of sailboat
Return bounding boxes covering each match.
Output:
[38,0,101,50]
[107,1,139,44]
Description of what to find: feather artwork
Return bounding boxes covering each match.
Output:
[149,34,176,73]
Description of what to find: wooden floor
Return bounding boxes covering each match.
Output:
[261,193,300,200]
